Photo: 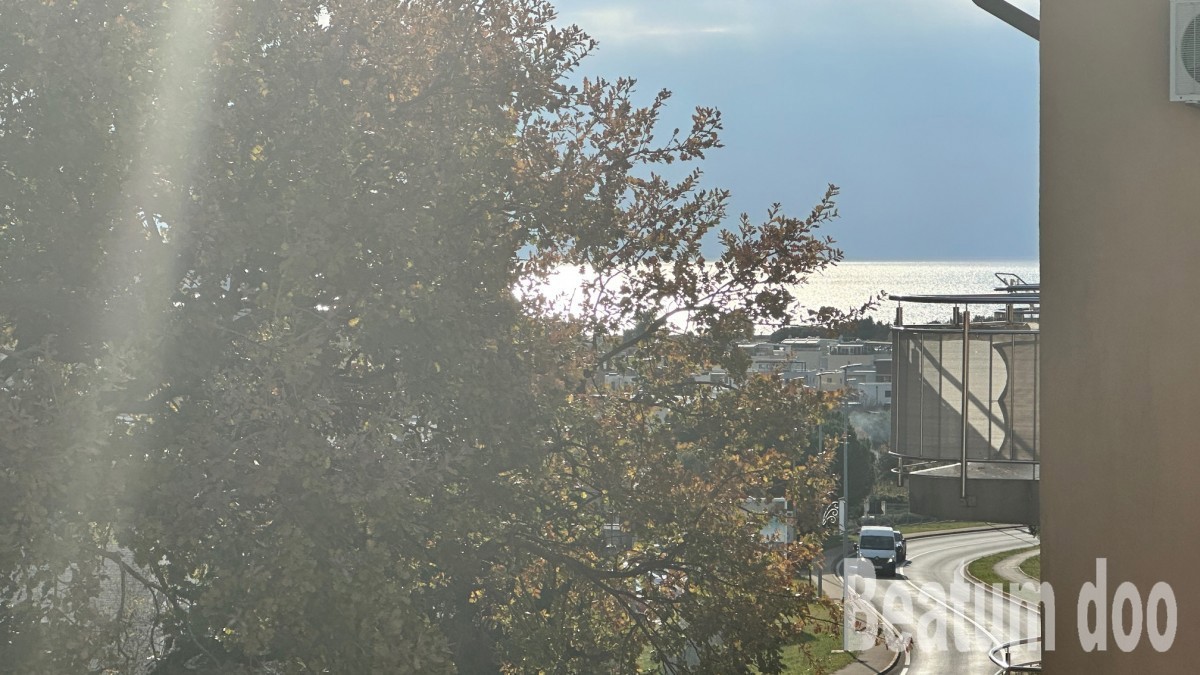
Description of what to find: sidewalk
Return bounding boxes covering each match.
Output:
[830,643,899,674]
[991,546,1041,606]
[816,567,902,675]
[817,558,903,675]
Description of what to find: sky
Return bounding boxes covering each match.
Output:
[550,0,1041,262]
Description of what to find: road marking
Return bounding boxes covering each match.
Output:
[897,534,1039,666]
[901,574,1000,644]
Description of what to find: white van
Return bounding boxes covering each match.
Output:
[857,525,900,576]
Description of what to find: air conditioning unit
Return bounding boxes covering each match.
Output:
[1171,0,1200,103]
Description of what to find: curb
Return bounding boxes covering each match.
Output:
[875,631,904,674]
[857,592,906,674]
[882,648,902,674]
[960,548,1044,672]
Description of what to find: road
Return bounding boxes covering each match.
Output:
[845,528,1042,675]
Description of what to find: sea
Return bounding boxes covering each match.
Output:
[793,260,1040,327]
[536,260,1040,329]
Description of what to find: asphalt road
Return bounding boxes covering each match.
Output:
[850,528,1042,675]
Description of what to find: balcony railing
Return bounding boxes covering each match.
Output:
[891,322,1039,464]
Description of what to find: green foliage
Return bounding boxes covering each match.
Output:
[1,1,855,672]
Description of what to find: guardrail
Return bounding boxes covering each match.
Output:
[988,635,1042,672]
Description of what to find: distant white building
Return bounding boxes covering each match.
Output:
[854,381,892,408]
[741,497,795,545]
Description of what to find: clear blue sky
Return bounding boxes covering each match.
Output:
[551,0,1040,262]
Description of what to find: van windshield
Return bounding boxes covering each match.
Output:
[860,535,895,551]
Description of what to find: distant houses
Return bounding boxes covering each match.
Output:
[735,337,892,409]
[600,336,893,409]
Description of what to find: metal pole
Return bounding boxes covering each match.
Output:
[818,376,823,464]
[843,408,850,535]
[892,312,901,487]
[843,404,849,542]
[841,394,849,652]
[961,311,971,500]
[837,362,861,653]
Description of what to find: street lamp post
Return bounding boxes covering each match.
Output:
[839,362,863,652]
[838,364,863,557]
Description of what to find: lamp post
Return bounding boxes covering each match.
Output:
[839,362,863,652]
[838,363,863,556]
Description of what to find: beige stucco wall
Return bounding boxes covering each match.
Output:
[1042,0,1200,671]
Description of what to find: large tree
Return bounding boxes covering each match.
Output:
[0,1,857,672]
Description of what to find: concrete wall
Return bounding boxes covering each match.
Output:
[1042,1,1200,670]
[907,474,1038,524]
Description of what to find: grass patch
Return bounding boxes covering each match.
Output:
[1019,554,1040,581]
[637,604,857,674]
[770,604,856,675]
[966,546,1039,592]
